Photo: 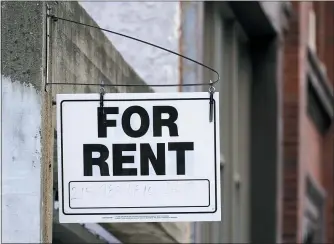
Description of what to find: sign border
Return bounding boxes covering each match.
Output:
[59,97,218,216]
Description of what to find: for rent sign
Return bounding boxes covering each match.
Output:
[57,92,220,223]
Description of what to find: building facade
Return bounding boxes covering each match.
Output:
[79,1,181,93]
[76,1,293,242]
[1,1,333,243]
[282,2,334,243]
[81,1,334,243]
[191,2,291,242]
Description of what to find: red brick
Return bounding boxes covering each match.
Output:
[282,2,334,243]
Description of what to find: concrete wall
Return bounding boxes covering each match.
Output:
[2,77,42,242]
[179,2,205,93]
[79,2,180,93]
[2,1,190,243]
[1,1,46,242]
[48,1,149,95]
[79,2,206,94]
[79,2,208,94]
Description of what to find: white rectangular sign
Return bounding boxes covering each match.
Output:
[57,92,221,223]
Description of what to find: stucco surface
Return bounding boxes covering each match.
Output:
[1,1,45,241]
[79,1,180,92]
[1,76,42,243]
[1,1,44,90]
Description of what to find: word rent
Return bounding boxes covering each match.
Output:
[83,106,194,176]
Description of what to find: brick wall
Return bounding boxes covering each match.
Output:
[314,2,334,87]
[322,125,334,244]
[282,2,301,242]
[296,3,310,242]
[283,2,334,243]
[314,2,334,243]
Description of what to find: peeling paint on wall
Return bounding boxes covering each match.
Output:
[1,76,42,243]
[79,2,180,92]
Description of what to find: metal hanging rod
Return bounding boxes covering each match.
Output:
[45,14,220,89]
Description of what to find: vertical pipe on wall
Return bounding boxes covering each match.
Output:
[41,2,55,243]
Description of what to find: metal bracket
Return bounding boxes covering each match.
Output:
[44,3,51,92]
[43,14,220,89]
[99,81,105,116]
[209,82,215,123]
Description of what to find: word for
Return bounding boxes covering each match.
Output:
[97,105,178,138]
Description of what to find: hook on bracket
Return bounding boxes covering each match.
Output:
[209,81,215,123]
[99,81,105,116]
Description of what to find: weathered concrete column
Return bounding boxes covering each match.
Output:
[1,1,54,243]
